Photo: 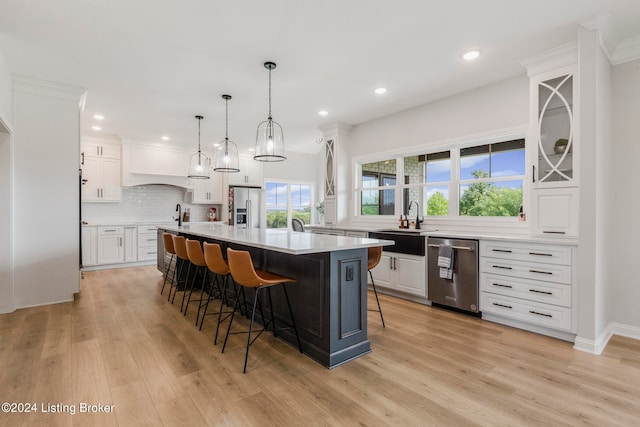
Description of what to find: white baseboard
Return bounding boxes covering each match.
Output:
[82,260,156,271]
[574,322,640,355]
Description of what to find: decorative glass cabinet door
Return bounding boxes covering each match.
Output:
[536,74,574,185]
[325,139,335,197]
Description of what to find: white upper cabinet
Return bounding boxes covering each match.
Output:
[81,140,121,202]
[530,67,577,188]
[190,173,224,204]
[228,154,264,187]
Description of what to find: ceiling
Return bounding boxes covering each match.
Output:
[1,0,639,155]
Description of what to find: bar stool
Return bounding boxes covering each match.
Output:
[169,235,191,305]
[201,242,236,344]
[160,233,176,296]
[367,246,385,327]
[182,238,209,316]
[223,248,303,373]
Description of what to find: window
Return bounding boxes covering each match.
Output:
[459,139,525,217]
[360,159,396,215]
[402,152,451,218]
[265,181,312,228]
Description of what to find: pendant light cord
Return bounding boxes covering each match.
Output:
[268,67,272,120]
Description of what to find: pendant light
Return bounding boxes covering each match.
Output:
[213,95,240,173]
[254,61,286,162]
[187,115,210,179]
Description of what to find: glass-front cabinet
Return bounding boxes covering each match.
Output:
[532,68,576,187]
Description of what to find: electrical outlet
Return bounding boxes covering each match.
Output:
[346,266,354,281]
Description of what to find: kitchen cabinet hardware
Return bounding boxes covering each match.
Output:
[492,249,513,253]
[427,244,474,251]
[119,237,122,246]
[529,310,553,318]
[493,283,513,288]
[104,229,117,232]
[529,289,553,295]
[492,265,512,270]
[543,230,566,234]
[81,179,88,184]
[529,269,552,275]
[81,152,84,165]
[493,302,512,309]
[532,165,536,183]
[529,252,552,256]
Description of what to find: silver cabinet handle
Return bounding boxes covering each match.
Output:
[529,289,553,295]
[529,310,552,318]
[119,237,122,246]
[97,146,100,156]
[103,229,117,232]
[493,302,512,309]
[389,257,393,269]
[97,188,100,197]
[493,283,513,288]
[428,244,474,251]
[529,269,553,275]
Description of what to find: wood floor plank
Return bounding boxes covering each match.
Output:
[1,265,639,427]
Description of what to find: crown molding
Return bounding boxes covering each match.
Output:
[611,35,640,65]
[520,42,577,76]
[319,122,352,138]
[580,14,640,66]
[12,74,86,105]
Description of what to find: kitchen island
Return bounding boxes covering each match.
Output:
[159,223,392,368]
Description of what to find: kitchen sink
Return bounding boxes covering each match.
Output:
[368,230,425,256]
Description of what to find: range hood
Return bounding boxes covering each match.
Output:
[122,172,191,189]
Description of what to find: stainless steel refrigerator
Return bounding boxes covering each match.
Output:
[229,186,263,228]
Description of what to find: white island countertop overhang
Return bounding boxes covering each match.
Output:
[162,223,394,255]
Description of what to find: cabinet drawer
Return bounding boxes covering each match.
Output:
[480,273,571,308]
[480,241,572,266]
[480,292,572,331]
[137,233,157,247]
[480,258,571,285]
[98,226,124,235]
[138,247,157,261]
[138,225,158,233]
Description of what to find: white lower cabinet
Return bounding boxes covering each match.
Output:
[81,226,98,267]
[370,252,426,297]
[530,187,579,237]
[137,224,158,261]
[97,226,124,264]
[480,240,575,334]
[124,226,137,262]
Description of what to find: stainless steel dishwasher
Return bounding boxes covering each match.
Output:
[427,237,479,314]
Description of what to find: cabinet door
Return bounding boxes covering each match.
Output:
[228,156,264,187]
[100,158,122,201]
[323,198,337,225]
[190,178,209,203]
[532,69,576,187]
[531,187,578,237]
[370,253,394,289]
[81,157,100,201]
[124,226,137,262]
[81,227,97,267]
[98,235,124,264]
[82,141,120,159]
[209,174,224,203]
[396,256,426,296]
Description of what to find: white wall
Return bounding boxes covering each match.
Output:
[13,76,85,308]
[0,49,13,313]
[611,58,640,328]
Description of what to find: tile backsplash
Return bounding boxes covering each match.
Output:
[82,184,219,223]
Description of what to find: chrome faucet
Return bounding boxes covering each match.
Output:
[408,200,423,229]
[174,203,182,226]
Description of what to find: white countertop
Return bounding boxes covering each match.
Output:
[83,221,225,227]
[161,223,394,255]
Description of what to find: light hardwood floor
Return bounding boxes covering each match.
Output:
[1,266,639,426]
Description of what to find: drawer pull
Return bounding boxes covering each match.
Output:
[529,289,553,295]
[543,231,566,235]
[492,302,512,309]
[529,310,553,318]
[492,265,512,270]
[493,283,513,289]
[492,249,513,253]
[529,252,552,257]
[103,229,117,232]
[529,269,553,275]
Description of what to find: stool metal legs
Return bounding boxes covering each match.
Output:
[368,269,385,328]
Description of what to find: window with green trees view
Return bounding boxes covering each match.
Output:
[265,182,312,228]
[357,136,525,219]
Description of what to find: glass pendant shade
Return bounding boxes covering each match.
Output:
[214,95,240,172]
[188,115,210,179]
[254,61,286,162]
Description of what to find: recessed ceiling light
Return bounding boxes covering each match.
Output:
[93,114,104,120]
[161,136,170,141]
[318,110,328,116]
[213,143,220,147]
[374,87,387,95]
[91,125,101,131]
[463,50,480,61]
[248,148,255,152]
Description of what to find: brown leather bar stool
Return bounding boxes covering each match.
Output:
[201,242,238,344]
[169,235,191,304]
[367,246,385,327]
[223,248,302,373]
[182,238,209,316]
[161,233,177,296]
